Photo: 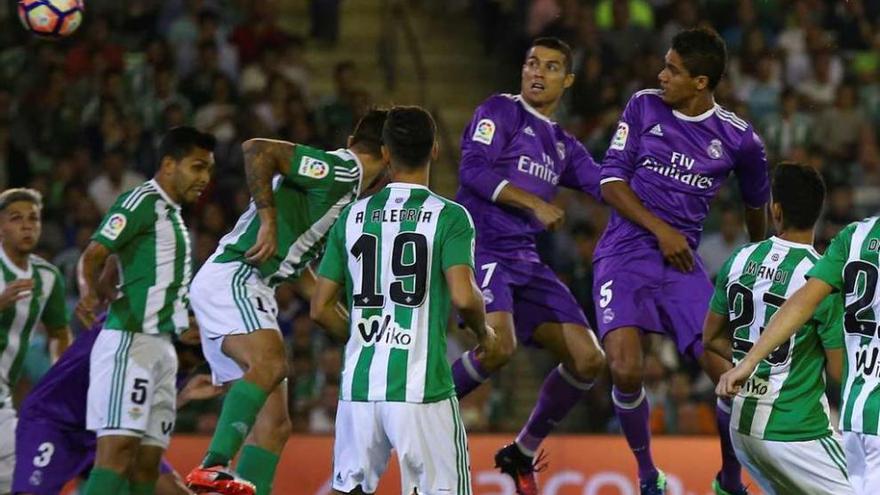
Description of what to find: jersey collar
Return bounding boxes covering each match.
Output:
[0,243,32,279]
[386,182,429,190]
[148,179,181,209]
[515,95,553,123]
[771,236,820,257]
[672,102,718,122]
[334,148,364,198]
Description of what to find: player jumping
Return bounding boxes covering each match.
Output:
[185,110,389,495]
[451,37,607,494]
[705,163,853,494]
[76,126,216,495]
[311,105,499,494]
[595,28,769,495]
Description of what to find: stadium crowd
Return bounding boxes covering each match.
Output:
[1,0,880,436]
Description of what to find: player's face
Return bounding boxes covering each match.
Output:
[521,46,574,108]
[0,201,41,253]
[171,148,215,204]
[658,49,707,107]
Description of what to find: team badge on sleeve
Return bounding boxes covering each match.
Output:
[298,157,330,179]
[100,213,127,240]
[610,122,629,151]
[472,119,496,145]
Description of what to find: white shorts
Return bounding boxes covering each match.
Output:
[333,397,472,495]
[731,430,853,495]
[843,431,880,494]
[86,330,178,449]
[0,407,16,492]
[190,261,279,385]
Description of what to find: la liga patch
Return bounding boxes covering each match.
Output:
[100,213,127,240]
[298,156,330,179]
[610,122,629,151]
[472,118,496,145]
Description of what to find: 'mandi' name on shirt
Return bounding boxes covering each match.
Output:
[355,209,434,224]
[744,260,789,284]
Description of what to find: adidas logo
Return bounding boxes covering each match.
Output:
[649,124,663,137]
[523,126,535,137]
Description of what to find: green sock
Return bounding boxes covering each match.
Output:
[130,481,156,495]
[83,467,126,495]
[203,379,269,467]
[237,445,280,495]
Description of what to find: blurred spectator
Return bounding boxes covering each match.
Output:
[601,0,653,62]
[310,0,343,47]
[308,380,340,433]
[699,208,747,279]
[88,149,147,213]
[761,89,813,161]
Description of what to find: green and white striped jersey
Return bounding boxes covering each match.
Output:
[0,247,67,403]
[809,217,880,435]
[92,179,192,335]
[711,236,843,441]
[214,146,362,286]
[317,183,475,403]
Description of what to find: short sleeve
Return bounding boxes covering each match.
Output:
[316,208,349,283]
[440,204,476,271]
[807,224,855,291]
[458,95,518,202]
[709,252,736,315]
[815,294,844,350]
[40,269,68,329]
[734,130,771,208]
[559,138,602,201]
[284,145,355,190]
[600,93,644,184]
[92,192,154,252]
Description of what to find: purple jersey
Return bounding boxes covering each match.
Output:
[18,329,98,430]
[595,89,770,260]
[456,94,602,260]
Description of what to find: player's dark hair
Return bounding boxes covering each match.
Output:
[382,106,436,170]
[157,126,216,164]
[0,188,43,212]
[772,162,825,231]
[529,37,573,73]
[671,28,727,90]
[349,108,388,158]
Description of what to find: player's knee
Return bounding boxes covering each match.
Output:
[247,348,289,389]
[573,348,606,379]
[93,437,139,473]
[607,358,643,390]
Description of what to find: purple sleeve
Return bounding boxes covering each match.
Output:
[560,139,602,201]
[600,94,644,184]
[459,96,516,202]
[734,129,771,208]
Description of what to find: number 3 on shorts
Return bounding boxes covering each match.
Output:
[599,280,613,308]
[480,262,497,289]
[33,442,54,468]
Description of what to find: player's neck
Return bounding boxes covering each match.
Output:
[152,175,182,205]
[1,242,29,271]
[357,155,385,194]
[674,93,715,117]
[521,95,559,118]
[390,167,429,187]
[777,229,814,247]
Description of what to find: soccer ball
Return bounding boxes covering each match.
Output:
[17,0,84,39]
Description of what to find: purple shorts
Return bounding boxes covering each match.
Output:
[475,250,590,347]
[13,418,174,495]
[592,248,712,359]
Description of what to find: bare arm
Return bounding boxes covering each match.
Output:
[47,325,72,363]
[824,348,844,386]
[445,265,488,339]
[601,180,693,272]
[702,310,733,362]
[744,205,767,242]
[717,278,832,397]
[75,241,112,327]
[310,276,349,341]
[241,138,296,264]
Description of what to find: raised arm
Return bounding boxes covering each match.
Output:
[735,130,770,242]
[241,138,296,264]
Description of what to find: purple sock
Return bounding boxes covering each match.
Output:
[515,364,593,456]
[612,386,658,482]
[451,350,490,399]
[716,397,744,491]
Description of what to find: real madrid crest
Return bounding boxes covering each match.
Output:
[707,139,723,160]
[556,141,566,160]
